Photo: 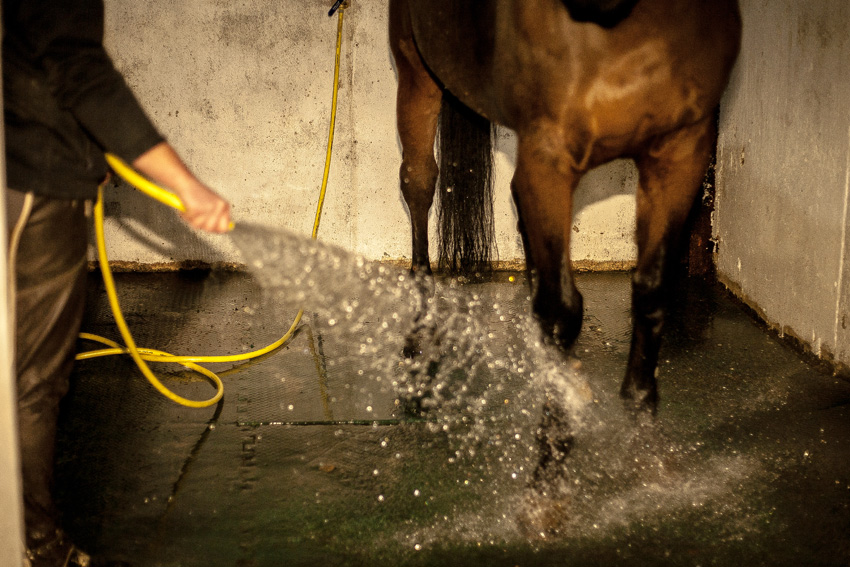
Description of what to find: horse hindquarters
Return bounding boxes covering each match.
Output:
[622,116,718,413]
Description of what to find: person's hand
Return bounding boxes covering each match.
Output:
[173,179,232,233]
[131,142,232,233]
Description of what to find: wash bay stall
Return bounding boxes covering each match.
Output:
[1,0,849,565]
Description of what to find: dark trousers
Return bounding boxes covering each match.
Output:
[5,188,88,545]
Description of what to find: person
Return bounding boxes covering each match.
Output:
[3,0,232,565]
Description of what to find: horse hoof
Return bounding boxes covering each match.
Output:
[402,341,422,359]
[402,331,425,358]
[517,489,572,539]
[394,394,431,418]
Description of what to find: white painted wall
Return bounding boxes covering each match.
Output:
[715,0,850,366]
[101,0,637,268]
[0,32,26,564]
[0,200,23,567]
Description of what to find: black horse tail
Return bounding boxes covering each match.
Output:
[561,0,640,28]
[436,92,495,274]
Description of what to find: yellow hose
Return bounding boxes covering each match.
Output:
[313,5,344,239]
[103,154,185,212]
[77,6,346,407]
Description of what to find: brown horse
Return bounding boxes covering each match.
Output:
[389,0,740,481]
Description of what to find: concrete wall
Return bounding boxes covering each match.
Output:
[101,0,638,269]
[715,0,850,366]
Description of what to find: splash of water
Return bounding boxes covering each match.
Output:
[229,223,771,549]
[229,221,589,443]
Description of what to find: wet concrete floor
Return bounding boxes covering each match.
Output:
[56,269,850,566]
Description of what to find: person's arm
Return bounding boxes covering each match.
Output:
[15,0,231,232]
[132,142,232,233]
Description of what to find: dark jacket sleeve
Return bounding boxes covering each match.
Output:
[11,0,164,163]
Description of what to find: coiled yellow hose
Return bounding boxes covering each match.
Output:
[76,6,346,407]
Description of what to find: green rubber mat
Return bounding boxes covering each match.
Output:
[55,270,850,566]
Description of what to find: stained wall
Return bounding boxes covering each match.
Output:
[100,0,638,269]
[714,0,850,367]
[90,0,850,367]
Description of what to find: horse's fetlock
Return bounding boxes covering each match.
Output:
[635,306,665,336]
[620,381,659,415]
[532,287,583,349]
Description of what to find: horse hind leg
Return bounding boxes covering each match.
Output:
[622,116,717,414]
[390,2,443,414]
[390,0,442,275]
